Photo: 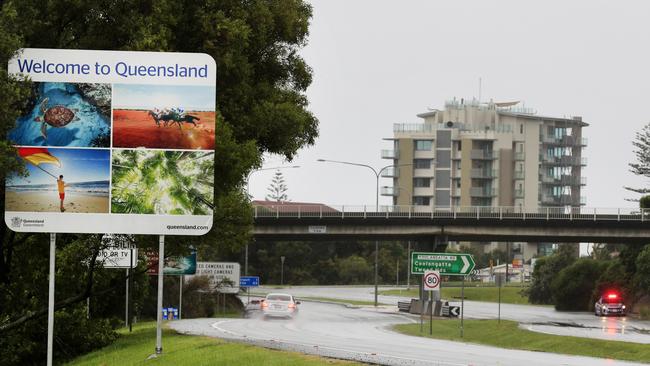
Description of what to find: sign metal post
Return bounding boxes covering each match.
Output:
[155,235,164,355]
[461,275,465,338]
[125,267,129,327]
[47,233,55,366]
[423,270,440,335]
[179,276,183,320]
[419,275,423,332]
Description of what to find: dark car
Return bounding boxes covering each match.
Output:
[594,292,626,316]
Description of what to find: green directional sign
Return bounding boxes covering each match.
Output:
[411,252,475,276]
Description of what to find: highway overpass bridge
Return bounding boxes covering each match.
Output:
[252,205,650,244]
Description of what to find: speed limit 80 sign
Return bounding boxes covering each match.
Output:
[423,270,441,292]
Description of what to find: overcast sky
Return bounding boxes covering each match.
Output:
[248,0,650,209]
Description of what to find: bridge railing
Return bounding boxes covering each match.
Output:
[253,205,650,222]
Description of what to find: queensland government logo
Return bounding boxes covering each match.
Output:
[10,217,22,228]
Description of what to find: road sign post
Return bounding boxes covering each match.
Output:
[413,253,474,338]
[461,275,465,338]
[423,271,440,335]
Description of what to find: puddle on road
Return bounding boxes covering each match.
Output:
[527,321,650,336]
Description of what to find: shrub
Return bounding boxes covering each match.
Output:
[552,258,609,311]
[526,245,577,304]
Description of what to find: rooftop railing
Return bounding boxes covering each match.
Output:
[253,205,649,221]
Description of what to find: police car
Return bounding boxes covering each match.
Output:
[594,292,626,316]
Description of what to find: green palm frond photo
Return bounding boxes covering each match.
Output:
[111,150,214,215]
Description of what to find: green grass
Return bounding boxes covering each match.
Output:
[66,322,362,366]
[394,320,650,363]
[381,286,530,305]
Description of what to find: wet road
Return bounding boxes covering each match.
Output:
[250,286,650,344]
[170,300,646,366]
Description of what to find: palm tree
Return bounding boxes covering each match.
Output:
[112,150,214,215]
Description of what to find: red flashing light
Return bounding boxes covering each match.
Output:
[607,293,618,299]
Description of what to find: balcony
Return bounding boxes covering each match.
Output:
[514,152,525,160]
[393,123,435,134]
[381,149,399,159]
[540,155,587,166]
[541,194,574,205]
[515,189,525,198]
[380,186,399,196]
[542,135,557,144]
[543,135,587,147]
[470,150,496,160]
[470,187,496,197]
[381,167,399,178]
[471,169,497,179]
[514,170,525,180]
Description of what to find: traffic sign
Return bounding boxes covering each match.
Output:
[98,247,137,268]
[423,271,440,291]
[240,276,260,287]
[411,252,476,276]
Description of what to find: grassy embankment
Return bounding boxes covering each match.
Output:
[381,283,530,305]
[66,322,362,366]
[394,320,650,363]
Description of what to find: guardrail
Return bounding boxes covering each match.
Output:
[253,205,650,222]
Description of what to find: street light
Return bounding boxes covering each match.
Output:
[317,158,412,307]
[245,165,300,276]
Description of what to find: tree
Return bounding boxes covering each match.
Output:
[626,124,650,196]
[526,244,577,304]
[266,169,290,202]
[635,245,650,296]
[551,258,608,311]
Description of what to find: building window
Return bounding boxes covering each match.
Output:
[415,140,433,151]
[414,159,432,169]
[520,124,523,134]
[413,178,431,187]
[413,196,431,206]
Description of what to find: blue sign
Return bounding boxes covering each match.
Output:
[162,307,179,320]
[240,276,260,287]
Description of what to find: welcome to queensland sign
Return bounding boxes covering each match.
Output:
[5,48,216,235]
[411,252,475,276]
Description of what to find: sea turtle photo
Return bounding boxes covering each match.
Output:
[34,97,79,140]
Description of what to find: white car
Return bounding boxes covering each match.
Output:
[261,293,300,318]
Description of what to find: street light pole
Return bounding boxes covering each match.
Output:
[245,165,300,276]
[317,159,412,307]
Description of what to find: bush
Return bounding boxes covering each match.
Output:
[552,259,609,311]
[337,256,373,284]
[640,306,650,320]
[526,245,577,304]
[635,245,650,296]
[0,306,117,366]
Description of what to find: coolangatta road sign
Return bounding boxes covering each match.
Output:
[411,252,476,276]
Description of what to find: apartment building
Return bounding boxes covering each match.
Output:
[381,98,587,258]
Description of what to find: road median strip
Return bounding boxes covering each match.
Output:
[393,319,650,363]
